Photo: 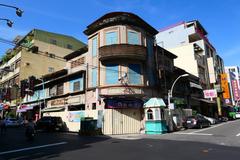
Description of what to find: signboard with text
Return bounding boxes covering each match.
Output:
[220,73,230,99]
[231,80,240,100]
[203,89,217,99]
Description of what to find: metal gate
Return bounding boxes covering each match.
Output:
[103,108,141,135]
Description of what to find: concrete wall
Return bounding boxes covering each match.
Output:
[168,45,199,77]
[19,49,66,80]
[156,23,195,48]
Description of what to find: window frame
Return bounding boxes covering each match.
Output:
[127,30,140,45]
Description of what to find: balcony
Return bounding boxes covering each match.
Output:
[99,44,147,61]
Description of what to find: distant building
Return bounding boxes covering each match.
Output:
[0,29,85,112]
[156,20,225,117]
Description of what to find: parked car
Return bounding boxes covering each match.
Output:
[36,116,65,131]
[202,115,217,125]
[183,115,211,129]
[4,118,20,127]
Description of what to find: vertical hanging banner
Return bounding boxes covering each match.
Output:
[231,80,240,101]
[220,73,230,99]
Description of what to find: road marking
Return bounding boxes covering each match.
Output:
[173,132,213,136]
[236,133,240,136]
[0,142,67,155]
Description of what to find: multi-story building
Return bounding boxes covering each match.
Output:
[225,66,240,105]
[0,29,85,115]
[19,47,87,132]
[156,20,225,117]
[19,12,208,134]
[83,12,161,134]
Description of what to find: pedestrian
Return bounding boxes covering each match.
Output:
[0,117,7,135]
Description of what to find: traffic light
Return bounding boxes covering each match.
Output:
[20,80,28,98]
[28,76,36,96]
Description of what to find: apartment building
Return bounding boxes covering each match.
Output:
[156,20,225,117]
[0,29,85,111]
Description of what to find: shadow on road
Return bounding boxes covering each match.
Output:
[0,127,111,160]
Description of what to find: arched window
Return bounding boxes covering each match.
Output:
[147,109,153,120]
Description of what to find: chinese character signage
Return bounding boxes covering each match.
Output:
[220,73,230,99]
[231,80,240,101]
[105,98,143,109]
[203,89,217,99]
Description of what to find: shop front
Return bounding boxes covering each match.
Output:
[103,98,144,135]
[43,94,86,132]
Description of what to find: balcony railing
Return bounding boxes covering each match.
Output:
[99,44,147,61]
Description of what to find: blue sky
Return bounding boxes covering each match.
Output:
[0,0,240,66]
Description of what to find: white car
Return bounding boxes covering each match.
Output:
[4,118,20,127]
[203,116,217,125]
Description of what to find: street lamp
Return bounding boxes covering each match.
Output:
[0,18,13,27]
[168,74,189,107]
[0,4,24,17]
[167,73,189,132]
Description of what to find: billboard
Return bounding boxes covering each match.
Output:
[220,73,230,99]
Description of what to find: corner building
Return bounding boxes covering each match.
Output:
[83,12,159,134]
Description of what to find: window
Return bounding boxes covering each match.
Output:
[147,109,153,120]
[73,81,80,91]
[106,31,118,45]
[92,36,98,57]
[48,67,54,73]
[67,44,73,49]
[128,64,141,84]
[106,64,118,85]
[92,103,96,110]
[50,39,57,45]
[49,86,57,96]
[15,59,21,69]
[70,78,84,92]
[128,31,139,45]
[56,83,64,95]
[92,68,97,87]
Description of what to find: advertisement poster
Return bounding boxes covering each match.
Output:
[68,111,85,122]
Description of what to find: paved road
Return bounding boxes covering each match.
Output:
[0,120,240,160]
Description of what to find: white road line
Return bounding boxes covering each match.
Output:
[236,133,240,136]
[174,132,213,136]
[0,142,67,155]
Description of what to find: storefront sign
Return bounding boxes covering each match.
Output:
[68,111,85,122]
[105,99,143,109]
[220,73,230,99]
[203,89,217,99]
[51,99,65,106]
[231,80,240,100]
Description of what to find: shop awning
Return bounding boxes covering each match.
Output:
[199,98,216,104]
[144,98,166,108]
[42,106,65,112]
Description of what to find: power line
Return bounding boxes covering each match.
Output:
[0,37,223,75]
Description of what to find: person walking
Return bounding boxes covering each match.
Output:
[0,117,7,135]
